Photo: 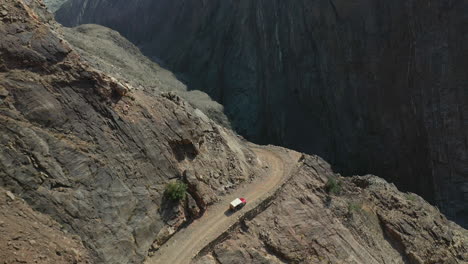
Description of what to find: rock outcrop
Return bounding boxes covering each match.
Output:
[195,155,468,264]
[55,0,468,226]
[0,1,257,263]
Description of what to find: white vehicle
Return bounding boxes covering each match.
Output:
[229,198,247,211]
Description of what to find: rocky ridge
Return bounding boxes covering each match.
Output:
[59,24,231,128]
[56,0,468,226]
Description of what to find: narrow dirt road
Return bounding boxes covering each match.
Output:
[145,146,300,264]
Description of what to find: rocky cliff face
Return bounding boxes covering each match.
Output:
[56,0,468,226]
[0,1,258,263]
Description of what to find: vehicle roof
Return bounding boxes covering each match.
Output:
[230,198,243,207]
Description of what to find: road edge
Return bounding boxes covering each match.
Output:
[193,147,303,260]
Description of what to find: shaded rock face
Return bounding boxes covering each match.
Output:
[56,0,468,226]
[0,1,256,263]
[59,24,232,127]
[43,0,67,12]
[194,156,468,264]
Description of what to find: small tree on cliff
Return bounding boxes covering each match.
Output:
[325,176,342,195]
[165,181,187,201]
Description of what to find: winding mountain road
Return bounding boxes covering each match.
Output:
[145,146,300,264]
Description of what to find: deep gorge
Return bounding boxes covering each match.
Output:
[56,0,468,226]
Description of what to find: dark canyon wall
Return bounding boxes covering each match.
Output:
[56,0,468,225]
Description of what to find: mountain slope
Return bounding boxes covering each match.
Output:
[56,0,468,226]
[1,1,257,263]
[43,0,67,12]
[0,187,91,263]
[60,24,231,127]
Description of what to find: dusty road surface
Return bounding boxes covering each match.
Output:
[145,146,301,264]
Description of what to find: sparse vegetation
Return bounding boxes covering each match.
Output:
[165,181,187,201]
[405,193,417,201]
[325,176,342,195]
[348,202,362,213]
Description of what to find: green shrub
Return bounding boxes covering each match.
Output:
[348,202,362,213]
[405,193,417,201]
[165,181,187,201]
[325,177,342,195]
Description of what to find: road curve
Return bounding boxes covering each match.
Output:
[145,146,300,264]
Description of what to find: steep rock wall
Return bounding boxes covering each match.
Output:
[56,0,468,225]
